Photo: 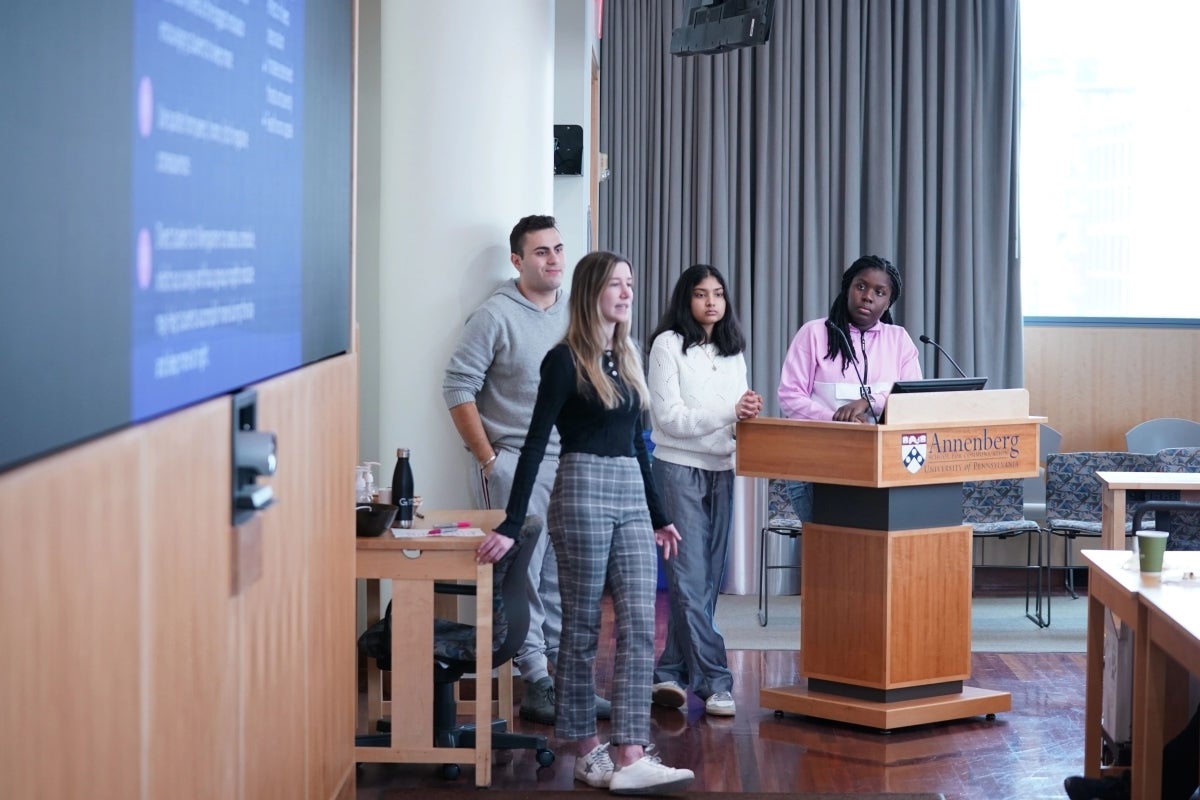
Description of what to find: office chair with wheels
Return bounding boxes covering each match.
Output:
[1131,500,1200,550]
[357,515,554,778]
[1124,417,1200,454]
[962,478,1044,626]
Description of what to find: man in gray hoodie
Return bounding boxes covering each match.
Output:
[442,215,610,724]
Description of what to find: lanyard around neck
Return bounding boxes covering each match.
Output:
[859,330,869,386]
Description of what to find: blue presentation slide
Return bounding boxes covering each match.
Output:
[131,0,306,421]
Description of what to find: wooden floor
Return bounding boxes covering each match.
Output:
[356,591,1085,800]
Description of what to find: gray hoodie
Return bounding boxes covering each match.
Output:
[442,279,568,456]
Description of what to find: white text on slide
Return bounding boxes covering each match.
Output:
[155,223,256,251]
[155,302,255,336]
[165,0,246,37]
[154,264,255,292]
[158,21,234,69]
[155,150,192,176]
[157,105,250,150]
[154,345,211,377]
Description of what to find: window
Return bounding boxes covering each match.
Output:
[1020,0,1200,321]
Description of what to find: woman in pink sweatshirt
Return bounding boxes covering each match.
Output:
[776,255,922,517]
[778,255,922,424]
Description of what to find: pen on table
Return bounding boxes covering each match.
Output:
[426,521,472,535]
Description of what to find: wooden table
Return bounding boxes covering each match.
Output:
[1132,562,1200,800]
[1096,472,1200,550]
[1080,549,1200,799]
[1080,549,1145,783]
[355,510,498,786]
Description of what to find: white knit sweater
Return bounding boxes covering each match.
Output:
[646,331,749,471]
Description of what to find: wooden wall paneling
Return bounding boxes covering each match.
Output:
[0,430,144,800]
[141,397,239,799]
[240,373,312,800]
[301,356,358,797]
[1024,326,1200,452]
[243,355,357,799]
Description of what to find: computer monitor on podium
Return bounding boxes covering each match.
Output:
[890,377,988,395]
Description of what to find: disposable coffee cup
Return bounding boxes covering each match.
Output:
[1136,530,1169,574]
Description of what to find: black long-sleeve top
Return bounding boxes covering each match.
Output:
[497,343,669,539]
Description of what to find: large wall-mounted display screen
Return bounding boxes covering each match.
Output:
[0,0,352,472]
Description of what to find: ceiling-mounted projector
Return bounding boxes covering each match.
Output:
[670,0,776,56]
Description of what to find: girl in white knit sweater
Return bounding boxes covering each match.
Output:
[645,264,761,717]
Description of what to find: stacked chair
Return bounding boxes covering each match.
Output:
[1042,450,1156,626]
[1022,424,1063,528]
[1151,447,1200,550]
[1124,417,1200,454]
[962,478,1044,626]
[757,478,804,626]
[1000,424,1199,628]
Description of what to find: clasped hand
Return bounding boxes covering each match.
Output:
[735,389,763,421]
[833,398,873,424]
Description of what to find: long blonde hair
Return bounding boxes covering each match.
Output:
[565,251,649,410]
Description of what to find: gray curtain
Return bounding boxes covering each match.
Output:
[599,0,1022,414]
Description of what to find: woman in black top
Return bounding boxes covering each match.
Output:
[476,251,693,795]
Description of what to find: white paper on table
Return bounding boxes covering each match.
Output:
[390,527,485,539]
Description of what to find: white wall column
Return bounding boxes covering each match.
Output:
[553,0,598,254]
[359,1,555,507]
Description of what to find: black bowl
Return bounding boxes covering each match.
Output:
[356,503,398,537]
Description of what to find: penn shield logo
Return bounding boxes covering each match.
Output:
[902,433,928,474]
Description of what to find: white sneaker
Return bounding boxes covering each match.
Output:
[704,691,735,717]
[574,742,615,788]
[651,681,687,709]
[609,753,694,795]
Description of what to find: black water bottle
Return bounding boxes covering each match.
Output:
[392,447,414,528]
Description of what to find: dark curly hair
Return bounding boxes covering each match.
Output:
[824,255,903,371]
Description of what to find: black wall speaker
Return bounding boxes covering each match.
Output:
[554,124,583,175]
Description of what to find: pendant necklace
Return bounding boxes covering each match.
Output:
[702,342,718,371]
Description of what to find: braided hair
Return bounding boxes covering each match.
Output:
[824,255,903,374]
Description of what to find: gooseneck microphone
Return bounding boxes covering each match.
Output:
[826,320,878,424]
[919,334,968,379]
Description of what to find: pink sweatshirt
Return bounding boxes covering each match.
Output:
[778,317,922,421]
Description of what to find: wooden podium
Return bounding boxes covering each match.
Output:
[736,388,1044,730]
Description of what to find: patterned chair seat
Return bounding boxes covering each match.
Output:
[1044,451,1157,616]
[758,479,803,627]
[1043,519,1111,536]
[1153,447,1200,551]
[964,478,1040,532]
[767,478,803,528]
[962,478,1042,625]
[433,618,490,664]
